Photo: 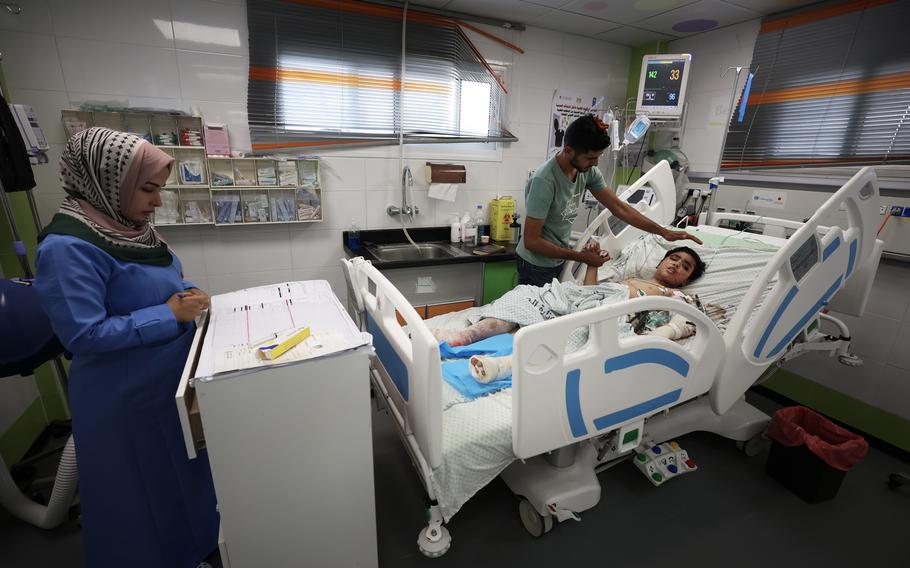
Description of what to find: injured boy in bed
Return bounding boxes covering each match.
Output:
[433,242,709,383]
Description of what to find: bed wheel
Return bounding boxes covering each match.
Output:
[417,525,451,558]
[838,353,863,367]
[518,499,553,538]
[736,433,767,457]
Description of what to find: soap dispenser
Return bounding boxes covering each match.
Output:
[347,220,362,250]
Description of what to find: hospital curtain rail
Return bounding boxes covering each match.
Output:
[246,0,520,153]
[721,0,910,172]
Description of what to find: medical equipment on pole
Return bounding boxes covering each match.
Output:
[0,80,78,529]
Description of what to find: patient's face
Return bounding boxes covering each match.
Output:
[655,251,697,287]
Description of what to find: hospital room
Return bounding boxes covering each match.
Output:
[2,0,910,565]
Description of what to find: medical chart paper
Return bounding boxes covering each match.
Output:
[194,280,369,378]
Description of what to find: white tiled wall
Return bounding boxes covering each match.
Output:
[0,0,630,302]
[666,19,760,174]
[671,22,910,420]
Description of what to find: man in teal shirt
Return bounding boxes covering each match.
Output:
[516,115,701,286]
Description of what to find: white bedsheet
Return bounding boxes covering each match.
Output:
[421,227,783,521]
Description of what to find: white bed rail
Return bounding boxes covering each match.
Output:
[706,212,804,239]
[511,296,724,459]
[344,258,444,470]
[560,160,677,282]
[711,167,883,414]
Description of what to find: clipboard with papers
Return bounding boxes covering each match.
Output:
[193,280,370,378]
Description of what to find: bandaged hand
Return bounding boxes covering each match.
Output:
[469,355,513,383]
[647,313,696,340]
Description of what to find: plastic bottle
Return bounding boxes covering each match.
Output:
[461,212,476,246]
[509,213,521,244]
[449,214,462,243]
[474,204,485,244]
[347,220,361,250]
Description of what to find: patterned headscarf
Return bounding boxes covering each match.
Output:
[62,126,176,247]
[41,127,176,265]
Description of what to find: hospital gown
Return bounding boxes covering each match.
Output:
[35,234,219,568]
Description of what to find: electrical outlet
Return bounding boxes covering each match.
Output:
[880,206,887,215]
[890,205,904,216]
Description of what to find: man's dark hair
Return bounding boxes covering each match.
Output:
[663,246,706,282]
[564,114,611,153]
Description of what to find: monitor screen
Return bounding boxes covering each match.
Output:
[641,59,686,107]
[636,54,691,118]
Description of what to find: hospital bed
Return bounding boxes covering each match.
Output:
[341,161,883,556]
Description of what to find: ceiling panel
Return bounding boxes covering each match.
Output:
[561,0,699,25]
[522,0,575,8]
[528,8,623,36]
[718,0,820,14]
[597,25,675,47]
[440,0,553,22]
[635,0,760,36]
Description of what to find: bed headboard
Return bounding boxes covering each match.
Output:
[561,160,677,282]
[511,296,724,459]
[711,167,884,415]
[342,258,443,470]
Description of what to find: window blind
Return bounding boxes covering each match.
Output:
[721,0,910,171]
[247,0,518,152]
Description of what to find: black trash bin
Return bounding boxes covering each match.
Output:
[765,406,869,503]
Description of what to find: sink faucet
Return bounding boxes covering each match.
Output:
[387,166,419,220]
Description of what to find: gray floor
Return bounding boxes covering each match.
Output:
[2,390,908,567]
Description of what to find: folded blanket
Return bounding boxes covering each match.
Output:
[440,333,513,399]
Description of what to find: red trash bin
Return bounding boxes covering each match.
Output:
[765,406,869,503]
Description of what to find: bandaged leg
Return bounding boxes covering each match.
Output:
[647,313,696,340]
[433,317,517,347]
[469,355,513,383]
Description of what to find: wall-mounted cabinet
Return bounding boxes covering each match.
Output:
[61,110,205,148]
[60,110,321,228]
[207,158,322,226]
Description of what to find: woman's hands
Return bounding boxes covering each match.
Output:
[166,288,210,322]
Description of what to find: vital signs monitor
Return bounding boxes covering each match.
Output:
[636,54,692,119]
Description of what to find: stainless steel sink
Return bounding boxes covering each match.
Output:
[366,242,467,262]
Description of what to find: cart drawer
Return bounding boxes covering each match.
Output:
[175,312,209,459]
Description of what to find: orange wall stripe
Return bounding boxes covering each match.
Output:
[760,0,896,34]
[747,71,910,105]
[249,66,452,94]
[722,155,910,168]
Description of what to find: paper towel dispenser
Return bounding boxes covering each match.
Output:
[425,162,466,184]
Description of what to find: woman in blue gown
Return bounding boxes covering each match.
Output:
[35,127,219,567]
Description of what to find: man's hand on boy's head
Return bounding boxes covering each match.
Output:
[661,228,704,245]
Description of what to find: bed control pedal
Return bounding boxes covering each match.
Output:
[633,441,697,486]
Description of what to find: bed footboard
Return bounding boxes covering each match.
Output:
[712,167,884,414]
[342,257,443,470]
[511,296,724,460]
